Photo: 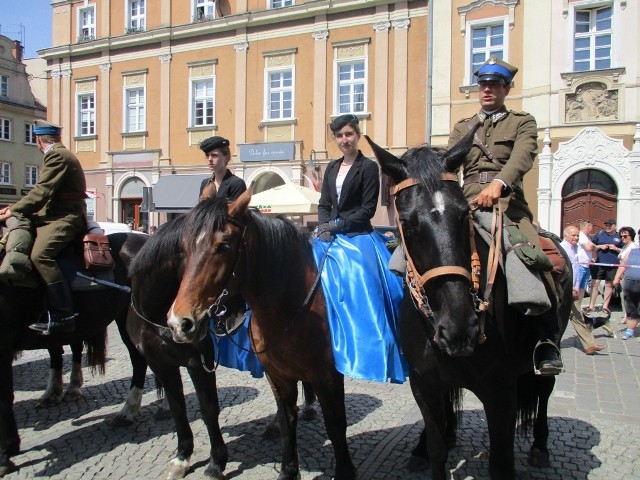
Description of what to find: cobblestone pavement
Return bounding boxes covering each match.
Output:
[6,305,640,479]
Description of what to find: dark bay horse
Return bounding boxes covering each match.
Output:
[365,133,571,480]
[0,232,148,477]
[168,193,356,480]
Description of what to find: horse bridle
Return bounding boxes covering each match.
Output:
[392,174,488,342]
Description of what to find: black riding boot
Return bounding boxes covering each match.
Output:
[29,281,76,335]
[533,308,564,375]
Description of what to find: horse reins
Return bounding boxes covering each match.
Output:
[392,174,489,343]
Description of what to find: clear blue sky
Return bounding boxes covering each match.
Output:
[0,0,52,58]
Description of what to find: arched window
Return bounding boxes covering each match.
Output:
[250,173,285,194]
[561,169,617,197]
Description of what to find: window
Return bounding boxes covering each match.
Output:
[78,5,96,42]
[127,0,146,32]
[270,0,294,7]
[470,23,505,84]
[125,87,145,132]
[25,123,36,144]
[191,78,215,127]
[336,61,366,114]
[266,68,293,120]
[0,75,7,97]
[77,93,96,136]
[0,163,11,184]
[574,5,612,71]
[25,165,38,187]
[0,118,11,141]
[193,0,215,21]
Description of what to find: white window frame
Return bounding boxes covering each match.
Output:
[25,165,38,187]
[25,123,36,144]
[0,75,7,97]
[126,0,146,32]
[464,17,509,85]
[0,163,11,185]
[270,0,294,8]
[124,86,146,133]
[0,118,11,141]
[78,5,96,41]
[264,66,294,121]
[572,2,614,71]
[334,57,367,115]
[77,93,96,136]
[566,1,619,73]
[193,0,216,21]
[190,77,216,127]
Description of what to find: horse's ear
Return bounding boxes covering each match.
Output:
[229,189,252,218]
[363,135,407,183]
[443,122,480,173]
[199,180,217,201]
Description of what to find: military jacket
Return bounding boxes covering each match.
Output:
[12,143,87,221]
[448,108,537,189]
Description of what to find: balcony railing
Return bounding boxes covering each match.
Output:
[125,26,146,34]
[192,14,215,23]
[77,34,96,43]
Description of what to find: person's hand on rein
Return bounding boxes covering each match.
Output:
[317,222,341,242]
[473,181,503,208]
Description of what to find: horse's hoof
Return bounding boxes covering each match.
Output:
[299,406,317,421]
[36,395,62,408]
[0,459,18,477]
[406,454,430,472]
[63,390,83,402]
[109,415,134,428]
[165,458,190,480]
[204,461,226,479]
[528,446,550,467]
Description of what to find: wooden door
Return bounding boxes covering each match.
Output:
[561,169,617,231]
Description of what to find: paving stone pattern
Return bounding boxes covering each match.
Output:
[6,306,639,479]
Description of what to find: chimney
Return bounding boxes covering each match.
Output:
[12,40,24,62]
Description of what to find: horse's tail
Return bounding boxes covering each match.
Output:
[84,329,108,376]
[515,371,548,437]
[449,387,464,427]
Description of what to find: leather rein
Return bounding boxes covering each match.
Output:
[392,174,491,343]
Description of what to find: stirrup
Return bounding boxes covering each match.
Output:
[533,339,564,376]
[29,311,78,335]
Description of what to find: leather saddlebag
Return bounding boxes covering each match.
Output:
[83,233,115,271]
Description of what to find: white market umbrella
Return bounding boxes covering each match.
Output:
[249,183,321,215]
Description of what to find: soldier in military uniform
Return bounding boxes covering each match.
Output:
[0,120,87,334]
[447,56,564,375]
[198,136,246,202]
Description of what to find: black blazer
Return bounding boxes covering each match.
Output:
[199,170,247,202]
[318,151,379,236]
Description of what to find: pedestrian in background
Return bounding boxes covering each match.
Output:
[560,225,606,355]
[588,219,622,314]
[618,226,638,325]
[613,244,640,340]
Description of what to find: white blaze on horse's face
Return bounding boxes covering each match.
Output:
[196,230,207,247]
[430,191,446,216]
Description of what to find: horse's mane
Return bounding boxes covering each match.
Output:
[129,215,187,277]
[400,145,448,193]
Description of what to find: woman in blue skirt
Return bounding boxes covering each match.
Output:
[313,114,407,383]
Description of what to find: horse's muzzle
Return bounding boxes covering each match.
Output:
[167,304,208,344]
[433,314,479,357]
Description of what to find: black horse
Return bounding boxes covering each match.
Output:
[365,133,571,480]
[0,232,148,476]
[169,194,356,480]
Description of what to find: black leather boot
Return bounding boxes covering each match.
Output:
[29,281,76,335]
[533,309,564,375]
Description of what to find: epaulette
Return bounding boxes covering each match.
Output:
[455,114,477,124]
[509,110,532,117]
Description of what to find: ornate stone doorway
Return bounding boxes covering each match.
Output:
[561,169,617,231]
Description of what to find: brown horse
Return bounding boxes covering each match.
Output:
[167,193,356,480]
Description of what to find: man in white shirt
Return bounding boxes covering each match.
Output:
[577,220,594,305]
[561,225,606,355]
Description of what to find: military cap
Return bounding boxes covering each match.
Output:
[330,114,359,134]
[199,136,230,153]
[475,56,518,85]
[33,120,62,136]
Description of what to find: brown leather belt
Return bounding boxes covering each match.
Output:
[463,171,499,186]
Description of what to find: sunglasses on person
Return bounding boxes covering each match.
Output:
[621,234,630,238]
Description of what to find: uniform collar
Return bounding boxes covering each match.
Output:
[478,106,508,124]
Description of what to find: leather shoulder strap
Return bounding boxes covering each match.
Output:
[466,120,502,170]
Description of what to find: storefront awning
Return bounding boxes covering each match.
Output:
[152,174,210,213]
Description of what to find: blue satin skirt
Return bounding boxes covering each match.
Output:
[210,313,265,378]
[312,232,408,383]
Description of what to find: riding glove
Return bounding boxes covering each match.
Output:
[317,222,341,242]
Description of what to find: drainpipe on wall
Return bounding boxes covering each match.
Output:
[426,0,434,145]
